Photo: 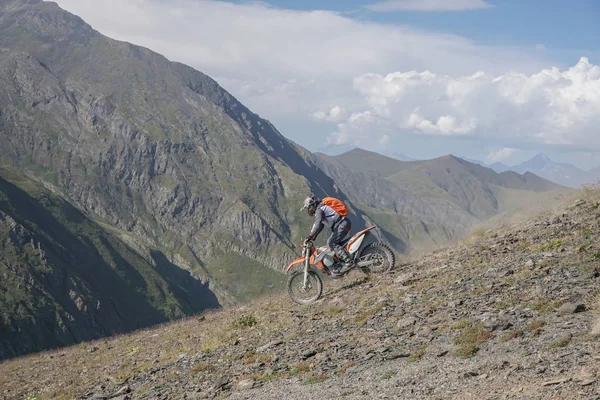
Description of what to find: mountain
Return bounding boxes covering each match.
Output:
[0,0,572,359]
[0,0,347,357]
[1,190,598,400]
[459,156,487,166]
[385,151,417,161]
[488,161,511,173]
[0,166,221,360]
[0,0,337,285]
[315,149,567,253]
[511,153,592,188]
[318,146,416,162]
[315,143,357,156]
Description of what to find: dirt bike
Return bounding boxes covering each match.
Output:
[285,226,395,305]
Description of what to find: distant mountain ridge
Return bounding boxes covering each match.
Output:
[315,149,566,253]
[489,153,599,188]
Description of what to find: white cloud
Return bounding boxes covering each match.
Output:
[313,105,348,122]
[323,57,600,150]
[53,0,543,143]
[366,0,493,12]
[327,111,393,148]
[50,0,593,156]
[486,148,517,163]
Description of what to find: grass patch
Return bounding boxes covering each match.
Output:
[325,306,344,317]
[450,319,471,330]
[545,335,572,351]
[492,294,521,311]
[247,372,281,382]
[291,362,312,375]
[408,346,427,362]
[524,320,546,332]
[577,240,594,253]
[351,303,385,325]
[500,330,523,343]
[452,322,491,358]
[528,298,560,314]
[304,373,328,385]
[243,350,257,365]
[232,315,257,329]
[533,239,564,252]
[188,362,215,375]
[200,330,233,352]
[453,343,479,358]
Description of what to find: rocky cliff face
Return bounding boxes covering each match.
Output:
[0,0,344,285]
[0,167,222,360]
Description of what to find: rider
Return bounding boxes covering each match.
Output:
[301,195,353,276]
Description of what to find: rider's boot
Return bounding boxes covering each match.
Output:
[330,248,354,276]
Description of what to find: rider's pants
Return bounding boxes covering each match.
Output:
[328,217,352,263]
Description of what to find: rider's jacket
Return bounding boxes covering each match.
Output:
[309,204,343,238]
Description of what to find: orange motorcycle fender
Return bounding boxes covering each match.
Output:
[286,248,316,273]
[285,257,306,273]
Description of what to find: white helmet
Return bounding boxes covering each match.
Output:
[301,195,320,216]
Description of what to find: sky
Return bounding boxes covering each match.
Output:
[51,0,600,169]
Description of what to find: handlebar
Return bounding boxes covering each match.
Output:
[300,238,314,248]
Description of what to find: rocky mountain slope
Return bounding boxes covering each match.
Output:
[0,0,337,301]
[0,0,575,361]
[0,166,223,360]
[1,188,598,400]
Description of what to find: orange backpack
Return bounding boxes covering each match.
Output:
[322,197,349,216]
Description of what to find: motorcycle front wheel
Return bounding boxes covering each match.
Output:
[286,270,323,305]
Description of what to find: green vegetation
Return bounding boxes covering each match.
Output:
[528,298,560,314]
[205,251,286,303]
[524,320,546,332]
[290,362,312,375]
[533,239,564,252]
[232,315,258,329]
[408,346,427,362]
[545,335,572,351]
[450,319,471,330]
[351,302,386,325]
[452,322,492,358]
[328,149,414,177]
[500,330,523,342]
[325,306,345,317]
[304,373,328,385]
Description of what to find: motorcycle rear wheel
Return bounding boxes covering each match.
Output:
[357,242,395,274]
[287,270,323,305]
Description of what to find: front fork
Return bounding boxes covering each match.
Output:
[303,247,310,289]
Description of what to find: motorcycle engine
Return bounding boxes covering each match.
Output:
[322,251,335,267]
